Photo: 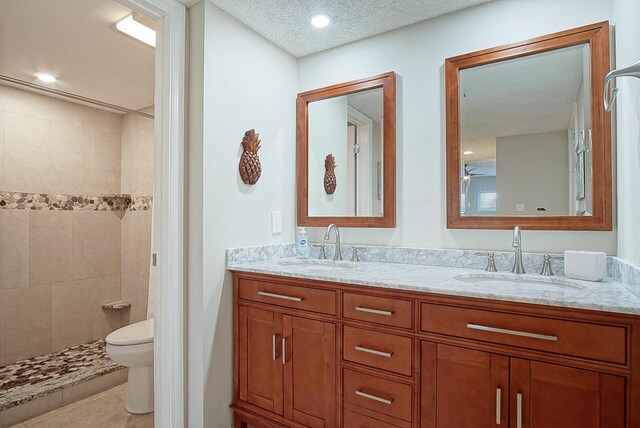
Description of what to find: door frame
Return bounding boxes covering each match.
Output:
[114,0,186,426]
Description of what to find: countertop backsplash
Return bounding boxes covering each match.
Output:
[226,242,640,298]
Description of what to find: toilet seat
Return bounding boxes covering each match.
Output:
[106,319,154,346]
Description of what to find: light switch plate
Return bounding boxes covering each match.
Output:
[271,211,282,234]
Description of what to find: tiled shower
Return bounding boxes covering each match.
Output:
[0,84,153,368]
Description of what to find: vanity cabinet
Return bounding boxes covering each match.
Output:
[231,271,640,428]
[236,276,338,427]
[421,342,625,428]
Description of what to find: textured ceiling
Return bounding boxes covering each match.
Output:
[0,0,155,110]
[209,0,492,57]
[460,44,587,153]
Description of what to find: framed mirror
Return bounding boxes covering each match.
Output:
[297,72,396,227]
[446,22,612,230]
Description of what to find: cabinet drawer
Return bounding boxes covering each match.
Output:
[343,369,412,422]
[343,293,413,329]
[343,408,402,428]
[343,326,412,376]
[421,303,626,364]
[238,278,336,315]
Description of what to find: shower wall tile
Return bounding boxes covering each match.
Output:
[72,211,121,280]
[30,91,80,125]
[121,211,152,280]
[0,85,30,116]
[3,113,52,194]
[91,275,123,340]
[29,211,73,286]
[0,290,4,366]
[121,275,149,325]
[90,129,121,195]
[52,280,92,351]
[0,210,29,289]
[51,122,92,195]
[4,284,52,364]
[0,112,4,191]
[121,112,154,197]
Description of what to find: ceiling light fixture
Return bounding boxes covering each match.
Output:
[463,150,474,155]
[35,72,57,83]
[115,14,156,47]
[310,14,331,28]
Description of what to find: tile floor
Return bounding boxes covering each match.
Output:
[9,384,153,428]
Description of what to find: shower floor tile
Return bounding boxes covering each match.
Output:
[0,339,122,411]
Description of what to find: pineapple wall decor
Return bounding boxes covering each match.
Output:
[239,129,262,185]
[324,154,337,194]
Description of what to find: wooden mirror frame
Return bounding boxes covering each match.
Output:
[297,72,396,228]
[446,22,612,231]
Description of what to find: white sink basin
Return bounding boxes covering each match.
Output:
[454,273,585,291]
[277,259,358,271]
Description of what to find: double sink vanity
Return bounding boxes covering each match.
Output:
[230,21,639,428]
[229,236,640,428]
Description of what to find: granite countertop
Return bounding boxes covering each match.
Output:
[228,257,640,316]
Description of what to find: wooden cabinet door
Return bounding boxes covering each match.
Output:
[421,341,509,428]
[283,315,336,428]
[238,306,283,415]
[510,359,625,428]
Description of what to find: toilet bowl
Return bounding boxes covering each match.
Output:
[106,318,154,414]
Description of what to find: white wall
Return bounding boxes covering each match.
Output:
[613,0,640,265]
[496,131,569,216]
[188,2,298,426]
[298,0,617,254]
[308,97,349,215]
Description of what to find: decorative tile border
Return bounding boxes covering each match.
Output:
[129,195,153,211]
[0,191,152,212]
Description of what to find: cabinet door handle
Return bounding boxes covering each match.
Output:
[517,392,523,428]
[355,306,393,316]
[258,291,303,302]
[272,334,278,360]
[282,337,287,364]
[355,389,394,405]
[355,345,393,358]
[466,323,558,342]
[496,388,501,425]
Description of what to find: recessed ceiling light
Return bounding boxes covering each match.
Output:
[116,14,156,47]
[463,150,474,155]
[35,72,57,83]
[310,14,330,28]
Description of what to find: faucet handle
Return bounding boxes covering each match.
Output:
[474,251,497,272]
[540,254,554,276]
[540,254,563,276]
[350,247,360,262]
[318,244,327,260]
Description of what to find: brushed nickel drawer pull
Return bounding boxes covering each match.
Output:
[355,345,393,358]
[282,337,287,364]
[496,388,501,425]
[517,392,523,428]
[355,306,394,316]
[355,389,394,405]
[272,334,278,360]
[258,291,303,302]
[466,323,558,342]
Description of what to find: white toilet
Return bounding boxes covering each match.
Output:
[106,318,154,414]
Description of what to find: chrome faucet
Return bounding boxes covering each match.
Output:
[511,226,526,274]
[324,224,342,261]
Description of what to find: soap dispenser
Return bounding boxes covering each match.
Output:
[297,227,309,259]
